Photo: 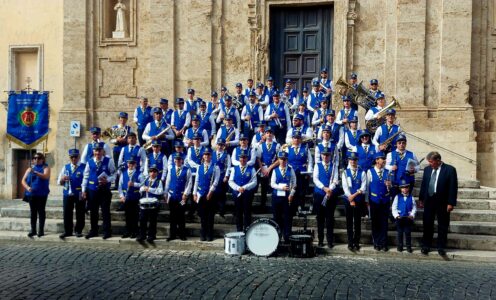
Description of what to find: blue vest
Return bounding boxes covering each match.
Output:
[329,123,341,145]
[390,150,415,185]
[245,103,262,128]
[265,86,277,99]
[207,102,218,115]
[121,170,141,201]
[272,166,292,198]
[288,145,308,172]
[121,145,142,170]
[63,163,85,197]
[339,108,358,122]
[149,121,168,138]
[345,168,364,202]
[136,106,153,130]
[198,112,212,136]
[87,157,112,191]
[168,166,189,200]
[219,126,235,142]
[369,168,390,204]
[235,147,252,162]
[317,142,335,157]
[84,142,95,163]
[253,132,263,144]
[212,151,229,175]
[370,106,381,114]
[147,152,165,177]
[379,124,399,147]
[231,165,254,198]
[142,177,161,199]
[111,125,132,154]
[314,162,333,196]
[345,129,361,148]
[170,151,187,164]
[396,195,414,217]
[268,102,287,127]
[188,147,205,173]
[28,164,50,197]
[185,127,203,141]
[163,108,173,125]
[196,164,215,197]
[173,110,188,129]
[357,144,376,171]
[185,100,198,114]
[260,142,278,166]
[289,89,299,99]
[222,106,238,125]
[309,92,323,110]
[315,108,330,121]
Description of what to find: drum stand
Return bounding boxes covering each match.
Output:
[296,205,314,237]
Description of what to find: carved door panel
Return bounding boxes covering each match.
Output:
[270,6,333,92]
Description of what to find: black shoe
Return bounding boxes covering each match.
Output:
[180,236,187,241]
[438,249,447,256]
[397,246,403,252]
[166,236,176,242]
[377,246,382,251]
[102,234,111,240]
[208,237,213,242]
[421,247,429,255]
[318,241,324,247]
[37,232,44,238]
[200,236,206,242]
[147,236,156,243]
[219,213,225,219]
[347,245,354,251]
[383,246,389,252]
[59,233,72,239]
[131,233,137,239]
[406,247,413,253]
[327,243,334,249]
[85,232,97,239]
[354,244,361,251]
[373,245,379,251]
[75,232,83,238]
[136,236,145,242]
[27,232,36,238]
[121,233,130,238]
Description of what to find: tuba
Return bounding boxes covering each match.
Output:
[335,76,357,98]
[354,82,377,110]
[365,97,401,134]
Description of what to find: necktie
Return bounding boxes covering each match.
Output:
[324,164,329,173]
[352,169,357,180]
[428,169,437,196]
[364,145,368,153]
[353,131,356,139]
[267,142,272,151]
[195,148,200,157]
[345,110,350,118]
[130,146,134,153]
[201,112,205,119]
[387,125,392,134]
[399,152,405,160]
[217,152,221,160]
[295,147,299,155]
[71,164,76,173]
[176,167,181,177]
[154,153,158,160]
[281,168,286,178]
[241,166,246,174]
[378,170,383,181]
[204,164,209,174]
[96,160,101,169]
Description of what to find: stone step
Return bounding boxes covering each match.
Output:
[1,217,494,251]
[456,199,496,210]
[411,188,493,199]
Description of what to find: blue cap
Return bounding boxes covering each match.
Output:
[176,97,185,104]
[203,147,212,155]
[199,100,206,107]
[221,86,228,92]
[285,79,292,84]
[348,152,359,160]
[249,90,256,97]
[187,88,195,94]
[160,98,168,104]
[119,112,128,118]
[211,91,218,97]
[350,73,357,79]
[216,138,226,145]
[359,130,371,138]
[191,115,200,121]
[127,155,138,163]
[375,92,385,99]
[93,142,105,150]
[192,133,201,140]
[322,125,332,132]
[225,95,232,101]
[239,134,249,140]
[148,164,159,171]
[292,131,302,139]
[173,153,184,160]
[90,127,101,134]
[239,149,249,158]
[152,107,162,114]
[302,87,309,92]
[277,151,288,159]
[256,83,264,88]
[264,126,273,132]
[321,147,332,155]
[399,179,410,188]
[294,114,304,121]
[396,133,406,142]
[272,92,280,98]
[370,79,379,85]
[321,67,328,73]
[68,149,79,156]
[312,80,319,86]
[196,97,203,103]
[374,151,386,160]
[349,116,358,123]
[328,109,336,116]
[267,76,274,81]
[341,95,351,101]
[386,108,396,115]
[259,121,266,127]
[174,140,184,147]
[151,140,161,147]
[235,83,242,88]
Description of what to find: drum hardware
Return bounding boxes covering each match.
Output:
[245,218,281,257]
[224,232,246,255]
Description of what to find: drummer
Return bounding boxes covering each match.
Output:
[137,164,163,243]
[228,150,258,232]
[270,151,297,244]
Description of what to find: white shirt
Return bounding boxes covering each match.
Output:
[392,194,417,218]
[341,167,368,200]
[430,164,442,194]
[193,164,221,197]
[163,164,193,200]
[80,141,112,164]
[139,177,164,196]
[313,162,339,191]
[228,165,258,192]
[270,166,297,197]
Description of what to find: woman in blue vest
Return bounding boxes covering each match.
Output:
[164,153,193,241]
[366,151,392,251]
[392,180,417,253]
[118,156,143,239]
[22,153,51,238]
[137,165,163,243]
[312,147,339,248]
[353,130,376,171]
[57,149,86,239]
[193,148,220,241]
[341,152,367,251]
[228,150,258,232]
[270,151,297,243]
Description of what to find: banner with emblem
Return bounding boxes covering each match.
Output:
[6,91,50,149]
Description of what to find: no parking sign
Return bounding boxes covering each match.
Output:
[70,121,81,137]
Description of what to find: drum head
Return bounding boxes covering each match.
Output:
[246,220,280,256]
[225,232,245,239]
[289,234,312,242]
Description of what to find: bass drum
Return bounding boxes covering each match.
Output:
[245,218,281,256]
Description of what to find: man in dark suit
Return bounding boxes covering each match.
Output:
[419,151,458,256]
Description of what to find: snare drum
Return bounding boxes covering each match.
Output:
[245,218,281,256]
[289,234,314,258]
[139,197,159,210]
[224,232,246,255]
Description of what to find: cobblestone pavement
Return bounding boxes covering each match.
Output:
[0,242,495,300]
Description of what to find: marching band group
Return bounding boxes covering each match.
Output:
[39,68,424,253]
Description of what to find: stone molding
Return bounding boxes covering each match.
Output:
[98,0,137,47]
[98,57,137,98]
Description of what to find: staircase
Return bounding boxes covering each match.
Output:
[1,177,496,251]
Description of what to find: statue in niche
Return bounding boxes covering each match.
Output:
[112,0,127,38]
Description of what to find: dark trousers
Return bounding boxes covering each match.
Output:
[396,217,413,247]
[370,201,389,247]
[234,191,253,232]
[198,195,216,239]
[273,126,286,145]
[215,182,228,215]
[29,195,48,234]
[313,193,337,244]
[169,199,186,238]
[272,195,292,242]
[137,128,145,146]
[294,171,309,210]
[124,200,139,235]
[259,175,271,209]
[422,195,450,250]
[112,151,121,188]
[88,188,112,235]
[63,195,85,234]
[344,199,362,246]
[139,207,158,238]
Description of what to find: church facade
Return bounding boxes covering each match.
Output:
[0,0,492,198]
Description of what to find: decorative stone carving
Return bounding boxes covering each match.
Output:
[112,0,127,38]
[98,0,137,47]
[98,57,137,98]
